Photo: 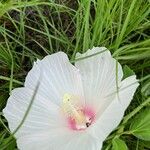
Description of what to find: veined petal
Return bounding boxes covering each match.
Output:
[88,75,139,141]
[75,47,123,110]
[17,129,74,150]
[58,132,102,150]
[3,48,139,150]
[47,132,102,150]
[3,88,67,138]
[25,52,84,106]
[4,88,95,150]
[17,127,101,150]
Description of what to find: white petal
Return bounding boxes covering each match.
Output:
[17,127,102,150]
[75,47,123,110]
[46,131,101,150]
[25,52,84,105]
[17,129,74,150]
[3,87,103,150]
[88,75,139,141]
[3,88,67,138]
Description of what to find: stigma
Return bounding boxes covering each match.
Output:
[62,93,95,130]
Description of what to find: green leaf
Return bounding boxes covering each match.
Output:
[4,139,16,150]
[141,79,150,97]
[130,108,150,141]
[0,137,16,150]
[0,92,8,110]
[112,138,128,150]
[141,140,150,148]
[123,65,135,79]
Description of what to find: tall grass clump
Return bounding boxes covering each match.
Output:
[0,0,150,149]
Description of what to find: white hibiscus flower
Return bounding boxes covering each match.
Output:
[3,47,139,150]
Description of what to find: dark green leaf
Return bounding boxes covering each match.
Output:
[5,139,16,150]
[141,79,150,97]
[123,65,135,79]
[112,138,128,150]
[142,140,150,148]
[130,108,150,141]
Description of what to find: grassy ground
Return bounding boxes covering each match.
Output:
[0,0,150,149]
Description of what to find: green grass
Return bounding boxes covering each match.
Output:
[0,0,150,149]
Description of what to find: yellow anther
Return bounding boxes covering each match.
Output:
[62,93,86,125]
[63,93,72,103]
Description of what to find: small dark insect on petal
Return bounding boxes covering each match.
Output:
[86,122,90,127]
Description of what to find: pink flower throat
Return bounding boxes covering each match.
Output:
[68,107,95,131]
[62,94,95,131]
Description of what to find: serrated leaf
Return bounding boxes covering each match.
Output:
[112,138,128,150]
[130,108,150,141]
[123,65,135,79]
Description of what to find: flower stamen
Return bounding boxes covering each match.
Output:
[62,93,95,130]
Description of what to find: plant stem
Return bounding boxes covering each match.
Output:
[0,76,23,86]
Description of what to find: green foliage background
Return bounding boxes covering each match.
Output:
[0,0,150,149]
